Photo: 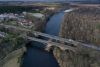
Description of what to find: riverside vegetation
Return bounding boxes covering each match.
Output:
[0,8,48,67]
[1,5,100,67]
[53,7,100,67]
[60,7,100,45]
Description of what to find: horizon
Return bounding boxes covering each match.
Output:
[0,0,98,1]
[0,0,99,3]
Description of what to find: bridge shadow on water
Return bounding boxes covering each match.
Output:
[21,10,66,67]
[22,41,59,67]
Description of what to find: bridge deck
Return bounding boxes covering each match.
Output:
[0,24,100,51]
[24,36,76,51]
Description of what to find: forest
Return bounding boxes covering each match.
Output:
[60,7,100,45]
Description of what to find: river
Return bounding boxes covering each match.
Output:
[22,9,73,67]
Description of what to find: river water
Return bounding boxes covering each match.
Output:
[22,9,73,67]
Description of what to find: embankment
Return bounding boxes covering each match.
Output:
[0,47,26,67]
[55,7,100,67]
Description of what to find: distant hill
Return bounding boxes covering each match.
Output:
[0,0,100,4]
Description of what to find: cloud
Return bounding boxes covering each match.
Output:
[0,0,99,3]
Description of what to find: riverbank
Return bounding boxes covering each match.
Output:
[0,9,51,67]
[0,5,74,67]
[60,7,100,45]
[0,47,26,67]
[58,7,100,67]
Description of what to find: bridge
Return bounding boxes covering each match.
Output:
[0,24,100,52]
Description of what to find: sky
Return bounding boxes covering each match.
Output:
[0,0,94,1]
[0,0,62,1]
[0,0,99,2]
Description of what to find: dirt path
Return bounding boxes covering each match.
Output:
[3,56,20,67]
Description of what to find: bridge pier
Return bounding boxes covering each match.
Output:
[45,39,54,52]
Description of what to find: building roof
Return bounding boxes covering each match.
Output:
[32,13,44,18]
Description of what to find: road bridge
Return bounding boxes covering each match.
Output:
[0,24,100,52]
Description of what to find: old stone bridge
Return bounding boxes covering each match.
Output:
[0,24,100,67]
[0,24,100,51]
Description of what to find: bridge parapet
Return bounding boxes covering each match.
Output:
[0,24,100,67]
[0,24,100,51]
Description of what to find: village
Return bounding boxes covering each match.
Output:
[0,12,45,30]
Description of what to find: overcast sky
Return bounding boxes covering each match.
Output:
[0,0,64,1]
[0,0,91,1]
[0,0,93,1]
